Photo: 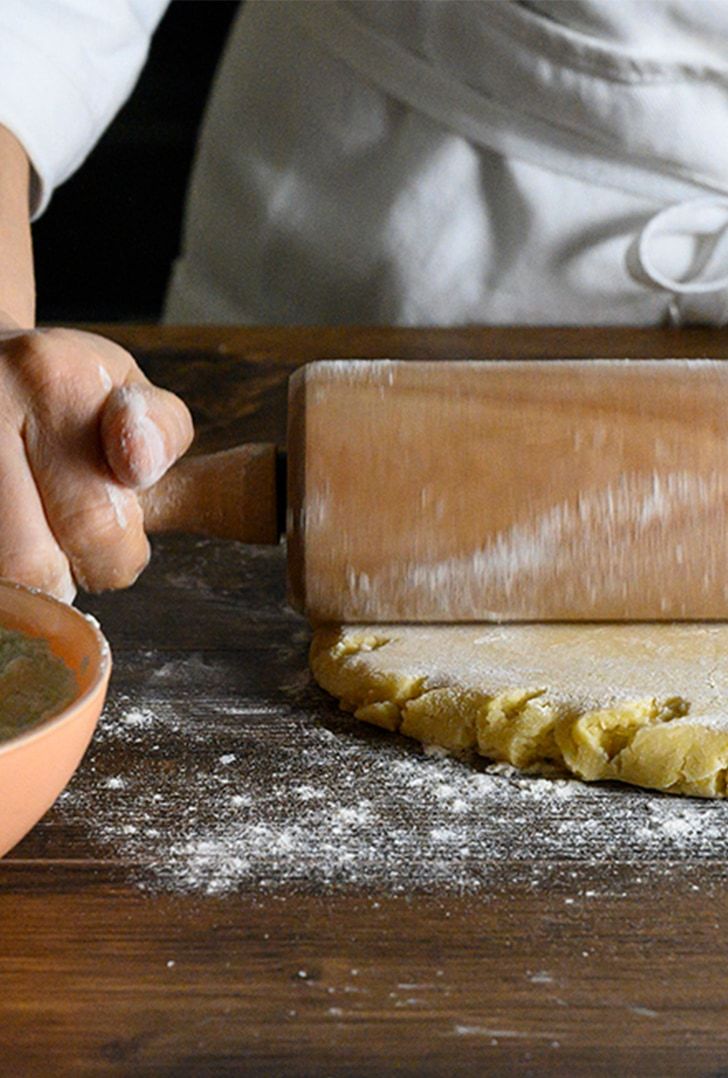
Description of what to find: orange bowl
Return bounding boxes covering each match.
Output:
[0,580,111,858]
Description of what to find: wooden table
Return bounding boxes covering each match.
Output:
[3,326,728,1078]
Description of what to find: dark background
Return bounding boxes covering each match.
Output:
[33,0,241,325]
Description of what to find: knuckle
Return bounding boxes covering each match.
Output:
[10,332,69,397]
[9,329,102,407]
[15,329,60,366]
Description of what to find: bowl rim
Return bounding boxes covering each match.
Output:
[0,579,112,758]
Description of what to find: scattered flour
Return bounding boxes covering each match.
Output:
[55,685,728,898]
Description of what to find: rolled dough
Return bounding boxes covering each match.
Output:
[310,624,728,798]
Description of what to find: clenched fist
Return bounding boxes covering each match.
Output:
[1,326,193,602]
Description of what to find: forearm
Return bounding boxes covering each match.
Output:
[0,124,34,328]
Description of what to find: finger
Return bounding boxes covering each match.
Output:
[100,382,194,490]
[23,389,150,594]
[0,419,75,602]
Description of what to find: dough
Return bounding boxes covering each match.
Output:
[310,623,728,799]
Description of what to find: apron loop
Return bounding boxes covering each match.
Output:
[637,196,728,295]
[634,197,728,323]
[634,196,728,325]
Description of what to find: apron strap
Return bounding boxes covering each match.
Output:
[292,1,728,206]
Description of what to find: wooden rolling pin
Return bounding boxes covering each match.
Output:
[141,358,728,622]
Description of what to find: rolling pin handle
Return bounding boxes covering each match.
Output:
[139,443,281,545]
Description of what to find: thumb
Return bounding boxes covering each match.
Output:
[100,382,194,490]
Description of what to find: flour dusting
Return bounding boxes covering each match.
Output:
[55,680,728,897]
[115,384,170,489]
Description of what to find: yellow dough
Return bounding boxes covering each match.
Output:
[310,623,728,799]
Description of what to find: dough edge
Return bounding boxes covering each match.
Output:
[310,626,728,800]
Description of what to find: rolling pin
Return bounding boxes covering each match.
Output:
[140,359,728,622]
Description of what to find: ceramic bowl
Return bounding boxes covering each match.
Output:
[0,580,111,858]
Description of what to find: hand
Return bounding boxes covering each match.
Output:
[0,325,193,601]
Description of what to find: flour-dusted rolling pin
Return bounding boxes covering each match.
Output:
[140,359,728,622]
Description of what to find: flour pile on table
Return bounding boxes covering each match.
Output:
[55,661,728,897]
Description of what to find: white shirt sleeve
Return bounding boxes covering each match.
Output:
[0,0,171,216]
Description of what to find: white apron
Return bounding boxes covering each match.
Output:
[164,0,728,326]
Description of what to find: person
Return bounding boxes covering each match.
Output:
[0,0,726,602]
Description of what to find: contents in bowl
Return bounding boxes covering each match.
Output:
[0,625,77,742]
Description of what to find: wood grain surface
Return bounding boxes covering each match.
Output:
[3,326,728,1078]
